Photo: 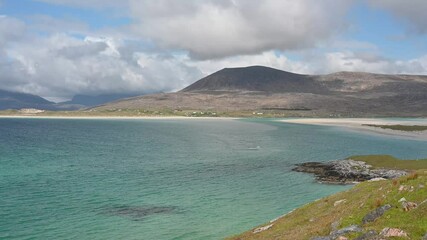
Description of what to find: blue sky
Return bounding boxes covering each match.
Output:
[0,0,426,100]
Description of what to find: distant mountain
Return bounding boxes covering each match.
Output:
[96,66,427,117]
[0,90,142,111]
[181,66,327,93]
[0,89,56,110]
[61,93,140,107]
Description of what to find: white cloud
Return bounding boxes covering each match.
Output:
[320,51,427,74]
[0,18,203,100]
[369,0,427,33]
[187,51,311,75]
[129,0,354,59]
[2,2,427,101]
[0,16,26,48]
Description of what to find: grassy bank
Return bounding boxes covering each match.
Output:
[348,155,427,170]
[228,156,427,240]
[0,109,347,118]
[0,109,325,119]
[363,124,427,132]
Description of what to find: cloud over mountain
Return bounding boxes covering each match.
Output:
[129,0,353,59]
[1,0,427,101]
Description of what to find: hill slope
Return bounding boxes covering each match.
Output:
[181,66,327,93]
[95,66,427,117]
[0,89,55,110]
[60,93,140,107]
[228,167,427,240]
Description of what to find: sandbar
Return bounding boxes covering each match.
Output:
[280,118,427,141]
[0,115,239,120]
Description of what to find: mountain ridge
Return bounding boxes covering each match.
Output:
[95,65,427,117]
[0,89,142,111]
[181,66,325,93]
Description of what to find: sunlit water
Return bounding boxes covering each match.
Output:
[1,118,427,239]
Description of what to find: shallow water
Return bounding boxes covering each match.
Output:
[1,118,427,239]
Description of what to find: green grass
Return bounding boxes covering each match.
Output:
[362,124,427,132]
[228,155,427,239]
[347,155,427,170]
[0,108,322,118]
[227,170,427,240]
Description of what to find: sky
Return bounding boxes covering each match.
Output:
[1,0,427,101]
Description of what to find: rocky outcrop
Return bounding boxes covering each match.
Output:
[354,230,382,240]
[311,225,363,240]
[293,160,407,184]
[361,205,392,224]
[380,228,408,238]
[252,224,273,233]
[398,197,418,211]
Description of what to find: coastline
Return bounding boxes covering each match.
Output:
[228,169,427,240]
[280,118,427,141]
[0,115,240,120]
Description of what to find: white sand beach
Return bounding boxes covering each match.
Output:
[0,115,239,120]
[280,118,427,140]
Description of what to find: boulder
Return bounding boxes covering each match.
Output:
[380,227,408,237]
[334,199,347,207]
[312,225,362,240]
[362,204,392,224]
[398,197,418,211]
[311,237,332,240]
[368,178,387,182]
[354,230,382,240]
[252,224,273,233]
[330,225,363,239]
[402,201,418,211]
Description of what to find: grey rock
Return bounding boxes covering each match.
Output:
[252,224,273,233]
[330,225,363,238]
[293,160,407,184]
[311,237,332,240]
[362,204,392,224]
[380,227,408,237]
[422,232,427,240]
[355,230,381,240]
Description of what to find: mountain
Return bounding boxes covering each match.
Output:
[0,89,144,111]
[181,66,327,93]
[0,89,56,110]
[95,66,427,117]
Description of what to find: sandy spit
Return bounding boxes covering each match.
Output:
[280,118,427,141]
[0,115,239,120]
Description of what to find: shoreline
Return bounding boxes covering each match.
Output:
[0,115,240,120]
[280,118,427,141]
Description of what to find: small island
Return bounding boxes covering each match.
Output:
[228,155,427,240]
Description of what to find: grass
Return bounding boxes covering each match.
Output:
[0,108,322,118]
[227,170,427,240]
[228,155,427,240]
[347,155,427,170]
[362,124,427,132]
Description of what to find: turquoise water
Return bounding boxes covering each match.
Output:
[1,118,427,240]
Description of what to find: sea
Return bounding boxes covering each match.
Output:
[1,118,427,240]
